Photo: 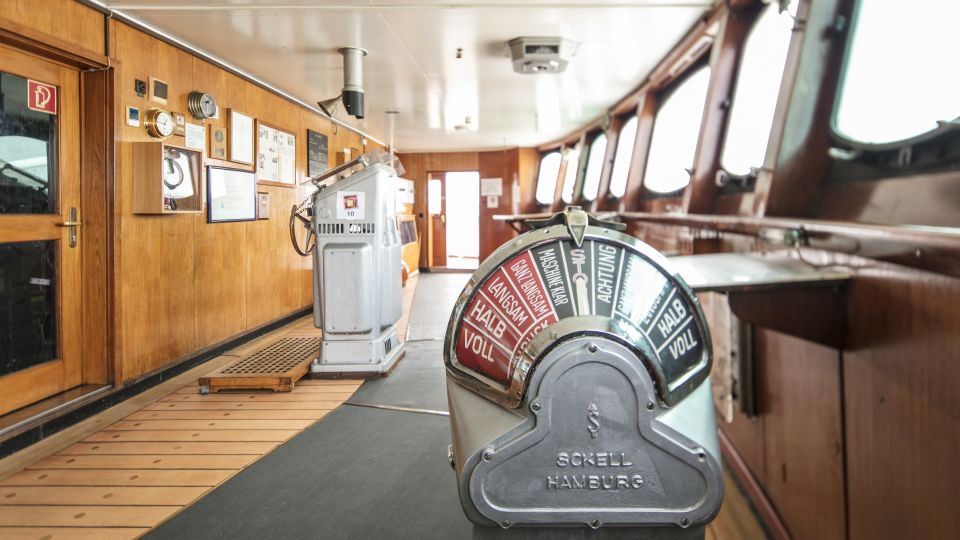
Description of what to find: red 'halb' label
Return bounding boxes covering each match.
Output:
[456,250,558,383]
[27,80,57,115]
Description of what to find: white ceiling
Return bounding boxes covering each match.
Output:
[104,1,713,151]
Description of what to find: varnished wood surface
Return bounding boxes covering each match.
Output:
[0,276,419,537]
[0,1,106,61]
[0,317,362,537]
[107,18,381,384]
[0,44,84,414]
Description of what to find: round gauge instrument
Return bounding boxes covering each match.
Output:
[144,107,176,140]
[188,91,218,120]
[444,216,710,409]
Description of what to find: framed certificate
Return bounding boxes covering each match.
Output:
[229,109,254,165]
[256,120,296,187]
[207,166,257,223]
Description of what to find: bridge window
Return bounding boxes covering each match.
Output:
[834,0,960,145]
[609,116,639,198]
[560,145,581,204]
[643,66,711,194]
[534,151,562,205]
[581,133,608,201]
[721,3,794,177]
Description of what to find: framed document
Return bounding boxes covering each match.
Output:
[229,109,254,164]
[256,120,296,186]
[306,129,329,179]
[207,166,257,223]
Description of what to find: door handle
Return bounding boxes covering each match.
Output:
[57,207,81,248]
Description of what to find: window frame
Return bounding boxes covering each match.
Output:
[824,0,960,185]
[640,59,712,199]
[607,113,640,201]
[716,2,796,193]
[829,0,960,153]
[559,142,583,206]
[579,129,609,203]
[533,150,563,207]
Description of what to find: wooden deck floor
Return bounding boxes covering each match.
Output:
[0,273,765,539]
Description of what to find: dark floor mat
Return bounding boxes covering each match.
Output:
[406,273,470,341]
[146,406,694,540]
[349,340,449,413]
[146,406,470,540]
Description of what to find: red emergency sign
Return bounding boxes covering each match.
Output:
[27,80,57,115]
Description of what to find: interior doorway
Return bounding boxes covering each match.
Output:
[0,44,83,415]
[427,171,479,270]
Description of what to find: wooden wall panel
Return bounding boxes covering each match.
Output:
[756,329,845,540]
[478,149,519,261]
[107,18,380,383]
[0,0,105,56]
[843,267,960,540]
[114,23,199,380]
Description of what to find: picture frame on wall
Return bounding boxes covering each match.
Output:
[209,124,228,160]
[207,166,257,223]
[228,109,254,165]
[255,120,296,187]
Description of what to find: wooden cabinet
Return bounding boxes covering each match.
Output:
[131,142,204,214]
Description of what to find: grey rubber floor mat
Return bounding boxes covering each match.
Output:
[406,273,470,341]
[146,406,469,540]
[349,340,449,413]
[145,405,692,540]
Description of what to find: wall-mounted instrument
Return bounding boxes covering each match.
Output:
[130,142,204,214]
[188,91,218,120]
[144,107,176,141]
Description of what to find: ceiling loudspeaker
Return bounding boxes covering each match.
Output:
[318,46,367,119]
[508,37,575,74]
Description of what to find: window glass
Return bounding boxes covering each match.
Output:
[534,151,562,205]
[609,116,639,198]
[560,145,581,204]
[834,0,960,144]
[581,133,608,201]
[643,67,711,194]
[0,241,58,376]
[428,178,441,214]
[721,4,793,176]
[0,72,58,214]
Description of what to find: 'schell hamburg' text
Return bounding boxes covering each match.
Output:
[546,452,644,490]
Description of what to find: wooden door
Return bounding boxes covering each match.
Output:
[428,172,447,267]
[0,44,82,414]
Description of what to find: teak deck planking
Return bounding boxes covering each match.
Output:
[0,280,421,538]
[0,322,361,539]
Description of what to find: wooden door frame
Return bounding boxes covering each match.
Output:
[426,171,447,268]
[0,19,116,416]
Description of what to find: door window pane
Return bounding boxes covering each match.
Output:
[0,241,58,376]
[721,4,794,175]
[834,0,960,144]
[609,116,639,198]
[428,179,442,214]
[0,72,57,214]
[560,145,581,204]
[643,67,711,194]
[534,152,562,205]
[581,133,608,201]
